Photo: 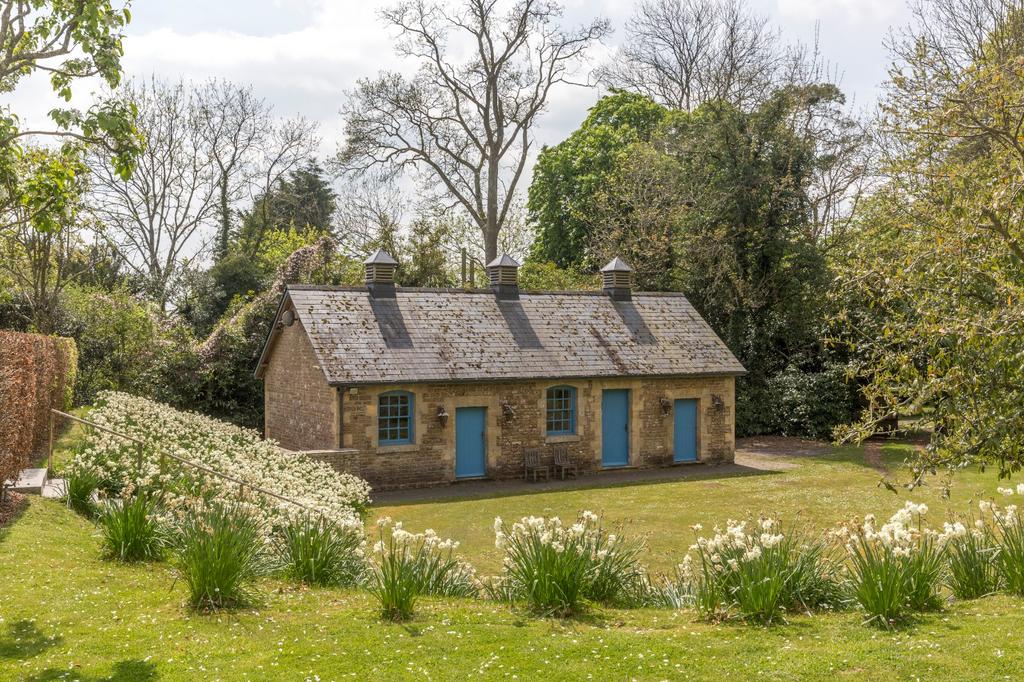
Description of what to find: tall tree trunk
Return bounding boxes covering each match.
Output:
[485,154,500,263]
[218,174,230,260]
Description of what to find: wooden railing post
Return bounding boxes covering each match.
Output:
[48,410,55,475]
[135,442,144,480]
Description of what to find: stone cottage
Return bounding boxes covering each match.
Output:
[255,251,745,490]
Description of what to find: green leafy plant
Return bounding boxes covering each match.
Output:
[64,466,102,518]
[97,493,167,562]
[493,512,647,616]
[173,503,271,610]
[368,519,475,621]
[945,522,998,600]
[842,503,945,628]
[988,501,1024,596]
[278,514,364,587]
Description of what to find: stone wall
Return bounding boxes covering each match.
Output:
[262,316,338,451]
[267,369,735,491]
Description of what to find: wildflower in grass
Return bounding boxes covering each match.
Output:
[63,464,102,518]
[682,517,837,624]
[492,511,647,616]
[277,513,365,587]
[97,492,168,562]
[841,502,947,628]
[944,517,998,600]
[978,491,1024,595]
[368,518,476,621]
[174,502,272,610]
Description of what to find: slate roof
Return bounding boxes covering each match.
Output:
[257,285,745,385]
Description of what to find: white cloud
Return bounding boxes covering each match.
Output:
[776,0,901,27]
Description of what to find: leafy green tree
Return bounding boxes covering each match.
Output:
[56,285,159,405]
[833,0,1024,477]
[237,161,336,257]
[1,0,141,233]
[667,92,831,382]
[528,91,668,269]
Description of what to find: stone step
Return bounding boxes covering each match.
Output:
[8,467,48,494]
[42,479,66,499]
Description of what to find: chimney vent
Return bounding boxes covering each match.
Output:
[365,249,398,297]
[601,257,633,301]
[487,253,520,300]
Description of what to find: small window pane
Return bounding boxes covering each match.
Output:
[379,392,414,445]
[546,387,575,436]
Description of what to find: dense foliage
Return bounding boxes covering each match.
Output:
[833,1,1024,475]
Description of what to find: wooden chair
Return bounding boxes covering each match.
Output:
[523,446,550,482]
[552,445,578,480]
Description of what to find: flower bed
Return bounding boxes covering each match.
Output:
[68,392,371,535]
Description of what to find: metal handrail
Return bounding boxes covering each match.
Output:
[49,408,324,518]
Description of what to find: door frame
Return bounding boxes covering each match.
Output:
[600,388,631,468]
[454,406,488,479]
[672,398,700,463]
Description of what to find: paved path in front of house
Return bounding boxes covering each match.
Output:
[371,436,831,506]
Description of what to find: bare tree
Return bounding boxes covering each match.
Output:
[88,79,218,311]
[195,80,319,260]
[339,0,610,263]
[597,0,781,111]
[242,116,320,256]
[334,175,407,256]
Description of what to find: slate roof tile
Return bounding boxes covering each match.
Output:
[273,286,745,385]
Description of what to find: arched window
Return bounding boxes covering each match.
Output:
[546,386,576,436]
[378,391,414,445]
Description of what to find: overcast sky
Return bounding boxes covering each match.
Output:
[12,0,912,164]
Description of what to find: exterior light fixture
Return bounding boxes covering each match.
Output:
[659,397,672,416]
[437,406,449,428]
[712,394,724,410]
[501,401,516,422]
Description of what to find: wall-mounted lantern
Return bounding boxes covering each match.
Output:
[659,397,672,416]
[436,406,449,428]
[712,394,725,410]
[501,401,516,422]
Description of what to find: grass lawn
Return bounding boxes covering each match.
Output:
[1,443,1022,680]
[373,444,1004,573]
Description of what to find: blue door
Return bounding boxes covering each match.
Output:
[601,389,630,467]
[674,399,698,462]
[455,407,487,478]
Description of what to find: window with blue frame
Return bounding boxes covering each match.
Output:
[546,386,576,436]
[378,391,414,445]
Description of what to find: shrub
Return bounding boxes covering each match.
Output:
[368,518,475,621]
[71,392,371,536]
[278,514,364,587]
[98,493,167,562]
[945,520,997,600]
[493,511,646,616]
[0,330,77,484]
[737,364,861,439]
[64,465,101,518]
[839,503,947,628]
[174,502,271,610]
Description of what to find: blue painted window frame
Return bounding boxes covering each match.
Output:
[546,386,577,436]
[378,391,414,445]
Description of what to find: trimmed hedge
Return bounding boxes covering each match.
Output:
[0,331,77,483]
